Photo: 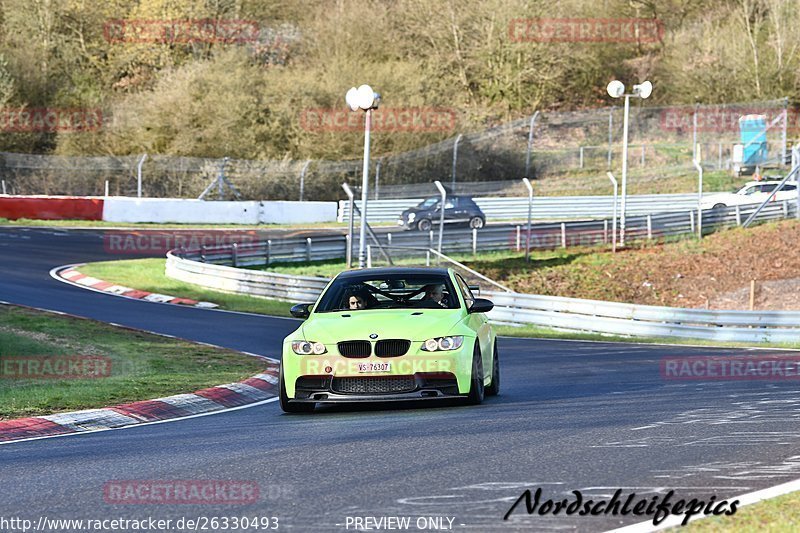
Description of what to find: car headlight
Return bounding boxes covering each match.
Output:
[407,212,416,222]
[291,340,327,355]
[421,336,464,351]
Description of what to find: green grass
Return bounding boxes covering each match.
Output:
[679,491,800,531]
[78,258,294,317]
[0,304,267,420]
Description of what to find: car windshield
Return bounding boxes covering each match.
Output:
[315,273,460,312]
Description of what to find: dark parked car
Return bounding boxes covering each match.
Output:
[397,195,486,231]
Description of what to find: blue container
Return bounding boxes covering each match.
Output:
[739,114,768,166]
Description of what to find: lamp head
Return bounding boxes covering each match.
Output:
[606,80,625,99]
[633,80,652,99]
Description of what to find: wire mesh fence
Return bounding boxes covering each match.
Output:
[0,98,792,201]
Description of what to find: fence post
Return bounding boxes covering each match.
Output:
[137,153,147,198]
[525,111,540,178]
[299,160,311,201]
[516,226,521,252]
[366,245,372,268]
[306,237,312,262]
[647,214,652,240]
[429,230,434,248]
[689,211,695,234]
[426,250,431,266]
[345,234,351,266]
[1,180,6,194]
[387,233,392,246]
[451,134,462,190]
[472,228,477,256]
[783,200,789,217]
[579,147,584,168]
[232,243,239,267]
[640,145,645,166]
[267,239,272,265]
[104,180,109,197]
[561,222,566,248]
[374,158,381,200]
[735,205,742,226]
[603,219,608,244]
[200,245,207,262]
[782,96,789,166]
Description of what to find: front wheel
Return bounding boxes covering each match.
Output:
[279,368,315,413]
[469,216,485,229]
[417,219,432,231]
[465,343,484,405]
[485,342,500,396]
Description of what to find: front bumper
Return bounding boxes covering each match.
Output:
[281,341,474,400]
[291,373,462,403]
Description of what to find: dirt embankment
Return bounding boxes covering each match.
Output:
[470,220,800,310]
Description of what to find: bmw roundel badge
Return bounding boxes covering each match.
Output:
[369,333,378,339]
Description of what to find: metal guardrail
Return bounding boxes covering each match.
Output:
[337,193,699,223]
[172,200,796,266]
[165,199,799,342]
[166,245,800,343]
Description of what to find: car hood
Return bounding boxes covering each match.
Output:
[301,308,464,343]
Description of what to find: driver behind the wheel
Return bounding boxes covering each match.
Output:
[422,283,448,308]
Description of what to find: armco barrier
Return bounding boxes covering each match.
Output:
[338,193,699,223]
[165,251,800,343]
[167,201,797,264]
[102,198,337,224]
[0,195,104,220]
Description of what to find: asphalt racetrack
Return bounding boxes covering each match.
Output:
[2,226,800,531]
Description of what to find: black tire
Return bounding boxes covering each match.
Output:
[712,203,726,210]
[465,343,484,405]
[485,342,500,396]
[469,216,485,229]
[279,367,315,413]
[417,219,432,231]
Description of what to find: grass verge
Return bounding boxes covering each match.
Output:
[77,258,295,317]
[0,304,267,420]
[680,491,800,531]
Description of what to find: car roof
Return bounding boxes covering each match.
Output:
[335,267,452,279]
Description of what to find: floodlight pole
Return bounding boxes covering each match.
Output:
[620,94,630,246]
[434,180,447,259]
[522,177,533,261]
[357,109,372,268]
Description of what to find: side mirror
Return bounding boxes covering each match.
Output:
[468,298,494,314]
[290,303,313,319]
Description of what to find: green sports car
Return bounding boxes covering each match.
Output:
[279,267,499,413]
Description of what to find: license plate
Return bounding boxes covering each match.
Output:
[357,362,391,373]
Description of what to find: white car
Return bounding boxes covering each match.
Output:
[701,181,798,210]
